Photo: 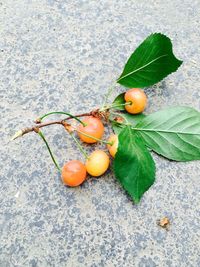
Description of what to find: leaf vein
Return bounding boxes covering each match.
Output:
[117,54,168,82]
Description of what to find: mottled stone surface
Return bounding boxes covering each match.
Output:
[1,0,200,266]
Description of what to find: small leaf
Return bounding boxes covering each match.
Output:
[134,106,200,161]
[113,126,156,203]
[117,33,183,88]
[112,93,126,110]
[111,112,146,135]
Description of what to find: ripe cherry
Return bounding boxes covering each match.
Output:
[86,150,110,177]
[124,88,147,114]
[107,134,118,158]
[61,160,87,187]
[77,116,104,143]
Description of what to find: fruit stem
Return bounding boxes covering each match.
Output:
[38,111,86,126]
[111,101,132,109]
[101,101,132,111]
[70,133,89,159]
[38,130,61,172]
[75,128,113,145]
[100,82,118,110]
[109,117,130,127]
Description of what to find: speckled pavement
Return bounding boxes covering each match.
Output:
[1,1,200,266]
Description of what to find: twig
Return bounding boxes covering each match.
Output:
[11,112,92,140]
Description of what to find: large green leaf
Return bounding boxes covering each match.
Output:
[113,126,156,203]
[111,112,146,135]
[117,33,182,88]
[134,107,200,161]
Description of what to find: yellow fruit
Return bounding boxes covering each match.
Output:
[86,150,110,177]
[107,134,118,157]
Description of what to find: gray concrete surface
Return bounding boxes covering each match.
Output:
[1,0,200,266]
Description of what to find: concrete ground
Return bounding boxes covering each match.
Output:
[1,0,200,266]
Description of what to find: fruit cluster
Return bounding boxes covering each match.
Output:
[62,88,147,187]
[13,33,190,203]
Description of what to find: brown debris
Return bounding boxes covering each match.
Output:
[157,217,170,230]
[91,109,110,122]
[34,118,42,124]
[114,116,124,123]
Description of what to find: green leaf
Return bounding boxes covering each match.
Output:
[111,112,146,135]
[112,93,126,110]
[134,106,200,161]
[112,121,124,135]
[113,126,156,203]
[117,33,183,88]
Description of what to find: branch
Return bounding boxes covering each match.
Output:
[11,112,92,141]
[10,108,111,141]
